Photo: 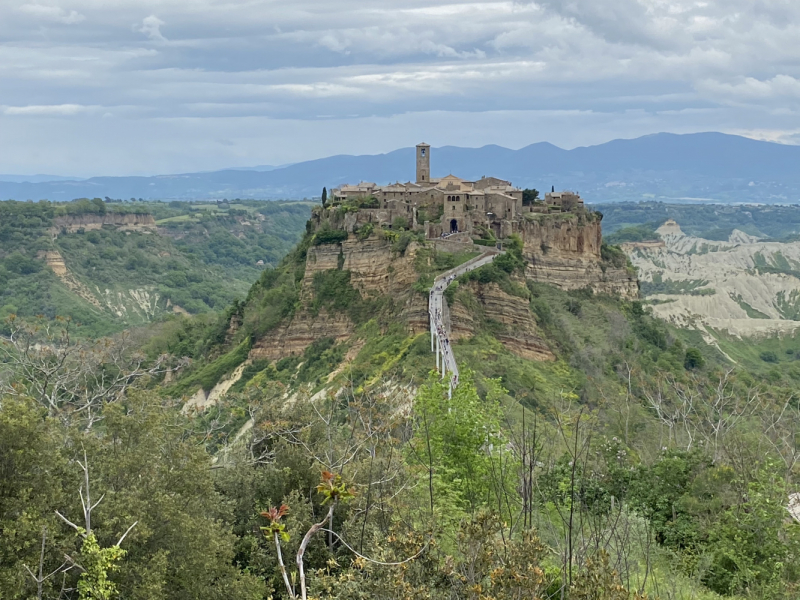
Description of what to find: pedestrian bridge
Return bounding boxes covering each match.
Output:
[428,247,503,396]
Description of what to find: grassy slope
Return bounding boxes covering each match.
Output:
[155,216,800,598]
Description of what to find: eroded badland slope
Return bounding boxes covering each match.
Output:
[623,219,800,338]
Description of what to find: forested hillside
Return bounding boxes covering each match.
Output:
[601,202,800,240]
[0,199,311,336]
[3,212,799,599]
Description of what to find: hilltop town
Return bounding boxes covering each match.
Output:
[331,143,585,240]
[310,144,636,300]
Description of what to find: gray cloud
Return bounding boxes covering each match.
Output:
[0,0,799,176]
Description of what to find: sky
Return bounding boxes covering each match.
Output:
[1,0,799,177]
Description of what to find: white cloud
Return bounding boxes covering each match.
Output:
[2,103,99,116]
[19,3,85,24]
[0,0,800,174]
[136,15,166,41]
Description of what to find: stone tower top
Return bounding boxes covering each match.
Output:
[416,143,430,185]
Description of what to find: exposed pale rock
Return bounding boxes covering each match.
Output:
[450,281,554,361]
[52,213,156,235]
[625,220,800,337]
[519,218,638,299]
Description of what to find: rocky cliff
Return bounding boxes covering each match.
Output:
[449,280,553,361]
[52,213,156,234]
[248,208,639,364]
[249,231,558,365]
[517,215,639,299]
[249,236,428,361]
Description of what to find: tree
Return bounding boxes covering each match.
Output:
[321,187,328,208]
[261,472,355,600]
[410,372,510,515]
[0,315,174,428]
[684,347,704,369]
[522,188,540,206]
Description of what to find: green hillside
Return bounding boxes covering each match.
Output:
[0,198,312,336]
[139,226,800,599]
[3,213,800,599]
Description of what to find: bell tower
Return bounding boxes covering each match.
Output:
[416,143,430,184]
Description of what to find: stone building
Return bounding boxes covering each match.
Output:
[331,143,582,238]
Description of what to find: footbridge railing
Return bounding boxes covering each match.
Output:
[428,247,503,397]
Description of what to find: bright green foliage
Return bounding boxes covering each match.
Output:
[260,505,291,542]
[316,471,355,505]
[77,533,126,600]
[410,372,511,513]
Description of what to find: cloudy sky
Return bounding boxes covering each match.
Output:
[1,0,799,176]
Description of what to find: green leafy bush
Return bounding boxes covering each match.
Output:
[313,228,348,246]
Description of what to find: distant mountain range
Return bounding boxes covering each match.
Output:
[3,132,800,203]
[0,174,84,184]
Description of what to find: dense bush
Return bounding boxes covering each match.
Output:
[313,228,348,246]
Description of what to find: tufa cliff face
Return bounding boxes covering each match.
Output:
[304,237,419,297]
[517,216,638,299]
[448,280,554,361]
[52,213,156,235]
[248,209,638,365]
[249,236,427,362]
[249,232,554,364]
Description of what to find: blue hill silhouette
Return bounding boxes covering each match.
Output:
[2,132,799,203]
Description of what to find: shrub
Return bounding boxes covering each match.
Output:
[600,243,627,268]
[313,228,348,246]
[392,216,409,231]
[684,347,705,369]
[760,350,779,363]
[355,222,374,241]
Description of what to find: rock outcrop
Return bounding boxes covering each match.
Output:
[304,237,420,297]
[449,281,554,361]
[251,236,425,361]
[518,216,638,299]
[624,219,800,337]
[250,307,356,361]
[52,213,156,235]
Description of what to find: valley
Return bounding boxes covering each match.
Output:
[4,195,800,599]
[0,198,311,336]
